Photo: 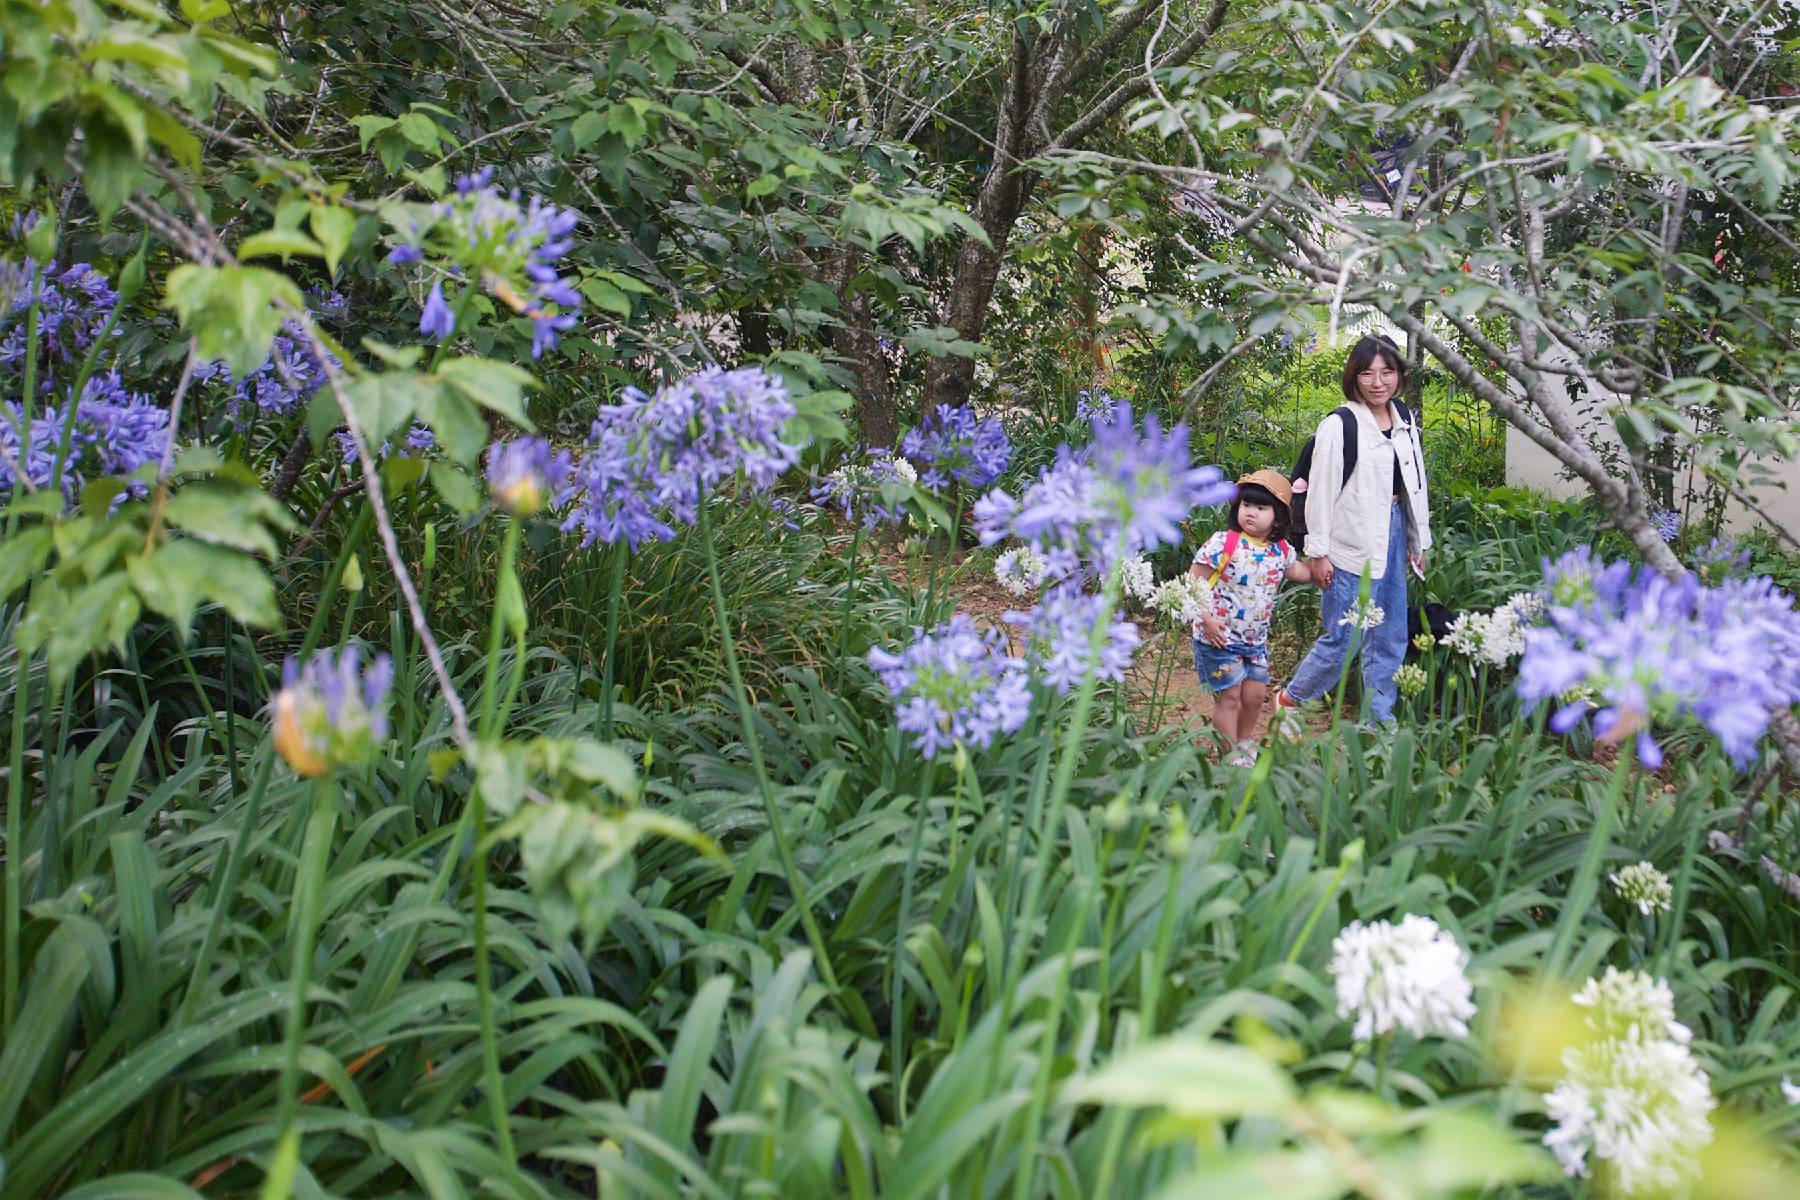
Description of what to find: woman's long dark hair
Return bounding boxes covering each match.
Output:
[1228,483,1292,543]
[1340,334,1407,405]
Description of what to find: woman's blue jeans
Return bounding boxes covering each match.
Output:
[1286,500,1410,722]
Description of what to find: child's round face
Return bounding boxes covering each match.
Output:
[1239,501,1276,539]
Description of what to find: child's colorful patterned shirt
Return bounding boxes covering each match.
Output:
[1192,532,1296,646]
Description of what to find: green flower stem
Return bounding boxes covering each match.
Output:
[697,497,840,992]
[2,633,31,1037]
[833,522,866,693]
[1003,573,1121,1200]
[890,756,934,1120]
[178,748,276,1027]
[1320,567,1374,867]
[471,518,522,1164]
[266,776,340,1200]
[1543,741,1632,984]
[598,544,627,739]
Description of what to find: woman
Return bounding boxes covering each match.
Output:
[1274,334,1431,725]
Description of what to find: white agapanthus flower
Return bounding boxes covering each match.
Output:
[1781,1076,1800,1105]
[994,546,1048,598]
[1543,968,1714,1196]
[1329,914,1476,1040]
[1609,862,1674,916]
[1338,601,1386,632]
[1445,606,1526,666]
[1152,575,1211,627]
[1121,555,1156,603]
[884,455,918,485]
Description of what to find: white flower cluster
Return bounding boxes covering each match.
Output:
[1445,592,1540,666]
[884,455,918,486]
[1329,914,1476,1041]
[1393,662,1428,699]
[1609,861,1673,916]
[1338,601,1386,632]
[1151,575,1212,627]
[1121,555,1157,604]
[994,545,1048,598]
[1543,968,1715,1196]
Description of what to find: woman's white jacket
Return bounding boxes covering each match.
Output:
[1302,400,1431,580]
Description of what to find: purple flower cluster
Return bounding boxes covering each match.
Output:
[0,371,170,498]
[1518,548,1800,766]
[387,167,582,358]
[0,261,119,376]
[1650,506,1680,543]
[1692,535,1751,585]
[335,423,436,468]
[1074,388,1116,426]
[273,645,394,777]
[868,614,1031,757]
[974,401,1235,586]
[1006,591,1141,695]
[486,436,572,516]
[560,365,800,549]
[193,331,336,425]
[901,403,1012,491]
[811,449,915,529]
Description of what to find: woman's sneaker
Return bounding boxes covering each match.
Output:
[1270,689,1307,739]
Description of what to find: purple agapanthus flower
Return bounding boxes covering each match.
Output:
[273,645,394,777]
[1519,548,1800,767]
[335,423,436,468]
[1074,388,1116,426]
[975,400,1234,588]
[1649,505,1680,543]
[868,614,1032,758]
[384,167,582,358]
[1006,591,1142,695]
[901,403,1012,491]
[560,365,800,549]
[0,372,170,500]
[420,281,456,340]
[486,435,572,516]
[0,260,120,377]
[194,329,337,426]
[1693,535,1751,585]
[811,449,916,529]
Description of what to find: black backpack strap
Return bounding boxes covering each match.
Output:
[1336,406,1358,487]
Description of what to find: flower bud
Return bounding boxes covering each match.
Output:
[271,647,394,777]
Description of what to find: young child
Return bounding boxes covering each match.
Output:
[1190,469,1313,765]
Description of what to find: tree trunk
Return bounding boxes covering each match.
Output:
[834,268,898,448]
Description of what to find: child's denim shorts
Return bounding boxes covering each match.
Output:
[1192,638,1271,693]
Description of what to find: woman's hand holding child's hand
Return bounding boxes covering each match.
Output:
[1201,612,1229,649]
[1309,555,1335,588]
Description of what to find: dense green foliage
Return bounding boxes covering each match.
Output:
[3,2,1800,1199]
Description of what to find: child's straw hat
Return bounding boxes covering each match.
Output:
[1236,469,1293,510]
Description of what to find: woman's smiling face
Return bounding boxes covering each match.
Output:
[1356,358,1400,406]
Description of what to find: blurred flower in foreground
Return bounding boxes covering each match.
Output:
[868,614,1030,758]
[1609,861,1673,916]
[273,646,394,777]
[1339,600,1385,632]
[1330,914,1475,1040]
[1543,967,1713,1196]
[487,436,573,516]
